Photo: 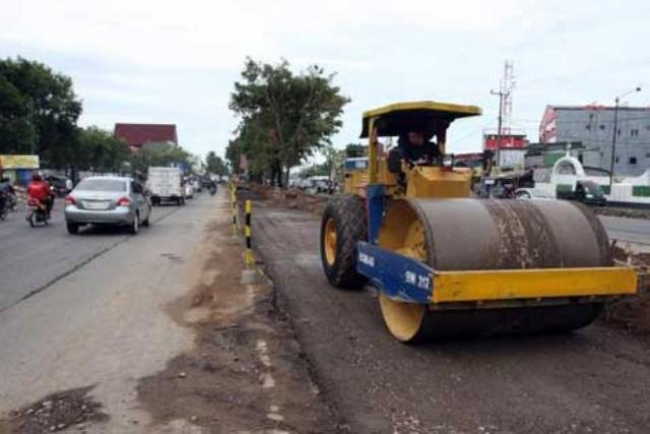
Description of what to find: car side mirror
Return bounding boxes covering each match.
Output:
[388,149,405,174]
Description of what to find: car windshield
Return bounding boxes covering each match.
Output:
[582,182,604,196]
[76,179,127,192]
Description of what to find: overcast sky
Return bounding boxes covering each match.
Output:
[2,0,649,160]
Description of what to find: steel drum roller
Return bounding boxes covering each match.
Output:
[377,199,611,342]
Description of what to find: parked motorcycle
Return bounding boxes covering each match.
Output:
[26,198,49,227]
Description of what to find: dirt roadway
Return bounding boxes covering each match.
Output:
[0,193,333,434]
[134,216,335,434]
[253,200,650,434]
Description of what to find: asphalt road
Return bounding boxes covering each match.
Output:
[0,199,181,312]
[254,203,650,434]
[599,215,650,247]
[0,192,223,432]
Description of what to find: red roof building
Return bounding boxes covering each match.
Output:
[114,123,178,150]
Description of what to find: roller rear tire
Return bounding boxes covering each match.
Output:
[320,194,368,289]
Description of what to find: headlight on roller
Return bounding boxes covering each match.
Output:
[442,154,454,167]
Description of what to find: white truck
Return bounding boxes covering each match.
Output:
[147,167,185,206]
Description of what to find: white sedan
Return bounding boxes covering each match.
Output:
[64,176,151,235]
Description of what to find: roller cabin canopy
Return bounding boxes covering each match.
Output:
[360,101,482,138]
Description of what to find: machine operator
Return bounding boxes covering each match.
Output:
[398,130,440,165]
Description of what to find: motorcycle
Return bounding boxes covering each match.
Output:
[0,192,7,221]
[5,192,17,211]
[26,198,49,227]
[208,183,217,196]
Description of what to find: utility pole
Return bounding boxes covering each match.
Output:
[489,61,515,169]
[502,61,515,136]
[491,89,505,144]
[609,97,620,187]
[489,89,505,174]
[610,86,641,187]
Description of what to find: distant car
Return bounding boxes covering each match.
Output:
[575,180,608,207]
[201,177,213,188]
[45,175,72,197]
[64,176,151,235]
[314,179,337,194]
[474,178,515,198]
[297,179,315,190]
[190,177,202,193]
[515,188,555,200]
[555,180,608,207]
[184,183,194,199]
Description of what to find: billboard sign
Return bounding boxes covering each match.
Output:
[484,134,527,150]
[497,149,526,169]
[0,155,40,169]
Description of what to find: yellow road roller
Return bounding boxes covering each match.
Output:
[320,101,638,343]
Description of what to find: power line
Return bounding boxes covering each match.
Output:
[452,125,490,144]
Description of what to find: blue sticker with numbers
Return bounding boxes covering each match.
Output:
[357,242,433,303]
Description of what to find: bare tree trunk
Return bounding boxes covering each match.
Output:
[271,159,283,187]
[285,166,291,188]
[276,169,283,188]
[269,165,276,186]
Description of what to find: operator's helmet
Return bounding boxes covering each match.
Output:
[32,171,43,182]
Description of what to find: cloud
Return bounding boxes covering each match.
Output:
[0,0,544,70]
[2,0,649,156]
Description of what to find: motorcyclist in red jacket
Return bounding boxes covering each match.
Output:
[27,173,54,217]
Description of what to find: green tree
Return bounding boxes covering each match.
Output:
[205,151,229,176]
[229,58,349,186]
[226,112,281,182]
[129,143,193,174]
[0,74,36,153]
[0,57,82,168]
[76,126,129,173]
[296,144,346,182]
[297,163,329,178]
[225,139,241,174]
[345,143,366,158]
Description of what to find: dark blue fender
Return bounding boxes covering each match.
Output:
[356,242,433,303]
[365,184,385,245]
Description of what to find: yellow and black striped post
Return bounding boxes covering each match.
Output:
[244,199,255,267]
[230,181,238,235]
